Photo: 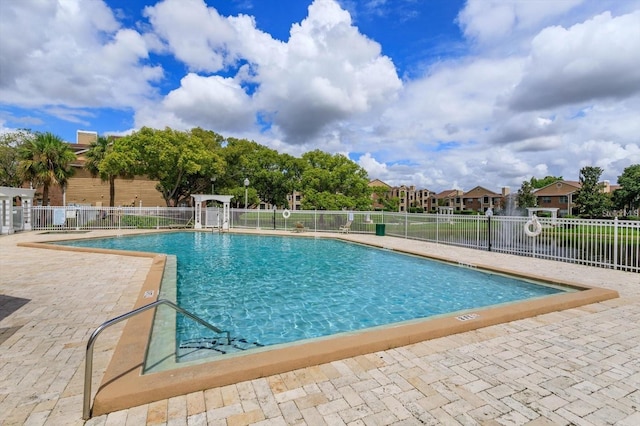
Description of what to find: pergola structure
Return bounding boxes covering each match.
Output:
[0,187,36,235]
[526,207,559,225]
[191,194,234,230]
[526,207,559,219]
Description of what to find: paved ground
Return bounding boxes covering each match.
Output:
[1,230,639,426]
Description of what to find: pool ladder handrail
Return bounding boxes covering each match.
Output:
[83,299,230,420]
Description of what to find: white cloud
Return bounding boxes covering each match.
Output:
[157,74,254,131]
[509,11,640,111]
[141,0,402,142]
[0,0,161,108]
[357,153,388,179]
[143,0,240,72]
[252,0,402,142]
[457,0,584,48]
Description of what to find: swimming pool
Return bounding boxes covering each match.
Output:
[59,232,565,350]
[41,230,618,416]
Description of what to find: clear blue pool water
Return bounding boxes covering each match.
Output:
[59,232,565,347]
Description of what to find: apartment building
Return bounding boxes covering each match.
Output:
[519,180,619,217]
[533,180,581,216]
[286,190,303,211]
[463,186,504,213]
[390,185,413,212]
[415,188,433,211]
[433,189,465,212]
[368,179,391,210]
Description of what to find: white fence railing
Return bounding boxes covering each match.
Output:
[30,206,194,230]
[18,206,640,273]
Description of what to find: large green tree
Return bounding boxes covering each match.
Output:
[102,127,225,206]
[517,180,537,209]
[574,166,611,218]
[613,164,640,215]
[0,129,33,187]
[530,175,563,189]
[18,132,76,205]
[299,150,371,210]
[218,138,266,208]
[252,151,304,208]
[217,138,305,208]
[84,136,120,207]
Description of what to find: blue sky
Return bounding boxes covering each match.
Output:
[1,0,639,192]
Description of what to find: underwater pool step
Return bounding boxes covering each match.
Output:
[178,337,264,355]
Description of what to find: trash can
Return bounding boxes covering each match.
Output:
[375,223,386,236]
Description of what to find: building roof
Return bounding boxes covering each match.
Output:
[534,180,581,196]
[368,179,390,188]
[435,189,463,199]
[463,186,500,197]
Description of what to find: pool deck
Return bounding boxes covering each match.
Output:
[1,229,639,425]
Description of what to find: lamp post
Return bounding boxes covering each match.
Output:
[273,204,277,230]
[486,207,493,252]
[244,178,249,227]
[210,177,216,194]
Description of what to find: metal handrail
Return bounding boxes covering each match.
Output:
[83,299,230,419]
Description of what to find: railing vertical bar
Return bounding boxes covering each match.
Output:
[613,217,619,269]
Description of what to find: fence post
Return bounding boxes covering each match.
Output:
[405,210,408,238]
[613,217,618,269]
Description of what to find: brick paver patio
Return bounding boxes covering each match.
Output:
[1,230,639,425]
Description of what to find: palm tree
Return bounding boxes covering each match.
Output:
[18,132,76,205]
[84,136,116,206]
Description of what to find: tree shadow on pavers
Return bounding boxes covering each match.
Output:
[0,294,30,345]
[0,294,31,322]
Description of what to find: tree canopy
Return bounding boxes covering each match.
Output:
[299,150,371,210]
[517,180,537,209]
[18,132,76,205]
[85,135,122,207]
[0,129,33,187]
[94,128,372,209]
[574,166,611,218]
[217,138,289,208]
[102,127,225,206]
[530,175,563,189]
[613,164,640,214]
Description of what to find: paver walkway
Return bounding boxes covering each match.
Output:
[1,230,639,425]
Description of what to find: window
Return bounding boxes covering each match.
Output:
[541,196,551,204]
[483,196,489,204]
[559,196,568,203]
